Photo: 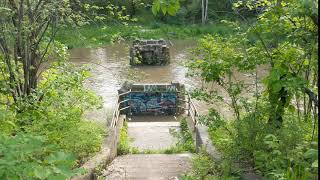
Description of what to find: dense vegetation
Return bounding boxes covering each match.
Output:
[0,1,106,179]
[187,0,318,179]
[56,23,234,48]
[55,0,248,48]
[0,0,318,179]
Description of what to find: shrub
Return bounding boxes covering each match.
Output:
[0,59,106,169]
[117,121,131,155]
[14,62,106,162]
[169,117,196,153]
[182,150,240,180]
[0,133,85,179]
[207,105,318,179]
[117,121,139,155]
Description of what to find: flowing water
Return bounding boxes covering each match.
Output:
[69,40,268,124]
[70,40,201,124]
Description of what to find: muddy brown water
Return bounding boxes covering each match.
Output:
[70,40,199,123]
[69,40,268,124]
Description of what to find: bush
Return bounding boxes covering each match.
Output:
[14,62,106,162]
[117,121,131,155]
[182,149,240,180]
[0,133,85,179]
[179,117,196,152]
[117,121,139,155]
[207,105,318,179]
[0,45,106,178]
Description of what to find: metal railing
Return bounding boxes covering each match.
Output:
[110,89,199,129]
[187,93,199,130]
[110,90,131,128]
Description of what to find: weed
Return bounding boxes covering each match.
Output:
[117,121,139,155]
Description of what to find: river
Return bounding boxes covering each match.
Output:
[69,40,268,124]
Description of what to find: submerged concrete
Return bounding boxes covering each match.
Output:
[130,39,170,65]
[102,154,192,179]
[118,82,186,116]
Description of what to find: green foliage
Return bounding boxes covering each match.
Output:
[13,61,106,162]
[187,0,318,179]
[0,133,85,179]
[80,2,133,23]
[54,120,105,163]
[0,42,106,176]
[138,145,191,154]
[253,136,318,179]
[0,107,15,135]
[117,121,131,155]
[169,117,196,153]
[206,104,318,179]
[56,23,234,48]
[182,151,216,179]
[198,108,225,129]
[117,121,139,155]
[182,149,240,179]
[152,0,180,16]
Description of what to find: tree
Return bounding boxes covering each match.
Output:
[188,0,318,126]
[187,1,318,178]
[201,0,208,24]
[0,0,79,104]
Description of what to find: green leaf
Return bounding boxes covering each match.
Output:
[287,105,295,113]
[304,149,318,159]
[312,160,318,168]
[167,6,177,16]
[34,166,51,179]
[162,6,167,15]
[272,82,282,93]
[269,70,280,81]
[152,4,157,15]
[48,174,67,180]
[303,59,309,66]
[152,0,161,15]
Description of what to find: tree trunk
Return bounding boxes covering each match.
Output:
[205,0,208,23]
[0,0,61,104]
[202,0,208,25]
[202,0,204,25]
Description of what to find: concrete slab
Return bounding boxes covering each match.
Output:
[128,115,178,122]
[102,154,192,180]
[128,122,180,150]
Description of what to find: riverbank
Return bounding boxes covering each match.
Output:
[56,22,234,49]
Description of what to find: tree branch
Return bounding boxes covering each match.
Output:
[304,87,318,107]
